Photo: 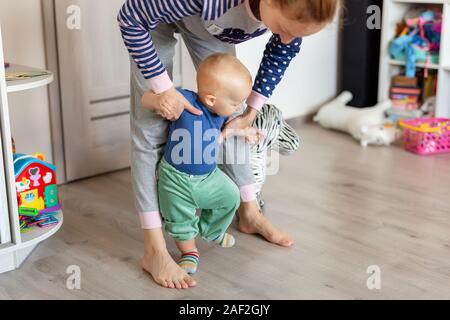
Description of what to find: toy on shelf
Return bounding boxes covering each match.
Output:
[389,6,442,78]
[14,153,61,233]
[399,118,450,155]
[314,92,400,147]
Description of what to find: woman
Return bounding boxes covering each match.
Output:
[118,0,340,289]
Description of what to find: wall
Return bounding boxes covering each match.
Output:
[0,0,53,162]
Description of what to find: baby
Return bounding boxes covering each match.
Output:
[158,53,255,274]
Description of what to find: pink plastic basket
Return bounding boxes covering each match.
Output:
[399,118,450,155]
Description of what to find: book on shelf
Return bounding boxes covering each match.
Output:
[390,87,421,95]
[390,85,421,111]
[392,75,418,88]
[5,70,51,81]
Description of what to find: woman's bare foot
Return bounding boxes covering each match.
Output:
[238,201,294,247]
[142,228,196,289]
[142,249,197,289]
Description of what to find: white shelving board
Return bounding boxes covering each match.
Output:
[0,211,63,256]
[378,0,450,118]
[389,59,440,70]
[6,64,54,93]
[0,209,64,272]
[0,24,63,273]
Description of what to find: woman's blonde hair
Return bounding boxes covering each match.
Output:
[275,0,341,23]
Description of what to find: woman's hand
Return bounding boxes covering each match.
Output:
[141,87,202,121]
[219,107,265,145]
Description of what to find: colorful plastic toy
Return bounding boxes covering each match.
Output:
[14,153,61,232]
[390,7,442,77]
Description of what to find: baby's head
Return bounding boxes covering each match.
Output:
[197,53,252,117]
[259,0,341,44]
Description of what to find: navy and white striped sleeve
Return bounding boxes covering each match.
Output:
[117,0,203,93]
[247,35,302,111]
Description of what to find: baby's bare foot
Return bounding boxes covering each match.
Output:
[142,249,197,289]
[238,203,294,247]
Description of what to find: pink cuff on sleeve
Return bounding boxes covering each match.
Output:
[147,71,173,94]
[139,211,163,230]
[240,184,257,203]
[246,91,268,111]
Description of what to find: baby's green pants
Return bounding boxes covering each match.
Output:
[158,159,240,242]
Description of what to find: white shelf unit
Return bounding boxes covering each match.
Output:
[0,24,63,273]
[378,0,450,118]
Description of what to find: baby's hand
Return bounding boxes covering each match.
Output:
[244,127,265,146]
[220,126,265,146]
[141,87,202,121]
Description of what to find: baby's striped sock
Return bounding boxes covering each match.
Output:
[178,251,199,275]
[214,233,236,248]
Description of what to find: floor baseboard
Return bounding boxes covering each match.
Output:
[285,113,315,129]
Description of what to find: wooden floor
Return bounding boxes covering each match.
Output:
[1,123,450,299]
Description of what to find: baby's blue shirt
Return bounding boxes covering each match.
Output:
[164,89,227,176]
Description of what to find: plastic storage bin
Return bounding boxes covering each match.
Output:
[399,118,450,155]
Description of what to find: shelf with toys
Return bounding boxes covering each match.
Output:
[0,24,63,273]
[379,0,450,119]
[13,152,63,245]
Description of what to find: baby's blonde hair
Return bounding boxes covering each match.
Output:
[197,53,252,92]
[275,0,341,23]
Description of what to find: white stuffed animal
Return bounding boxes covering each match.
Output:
[314,92,398,147]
